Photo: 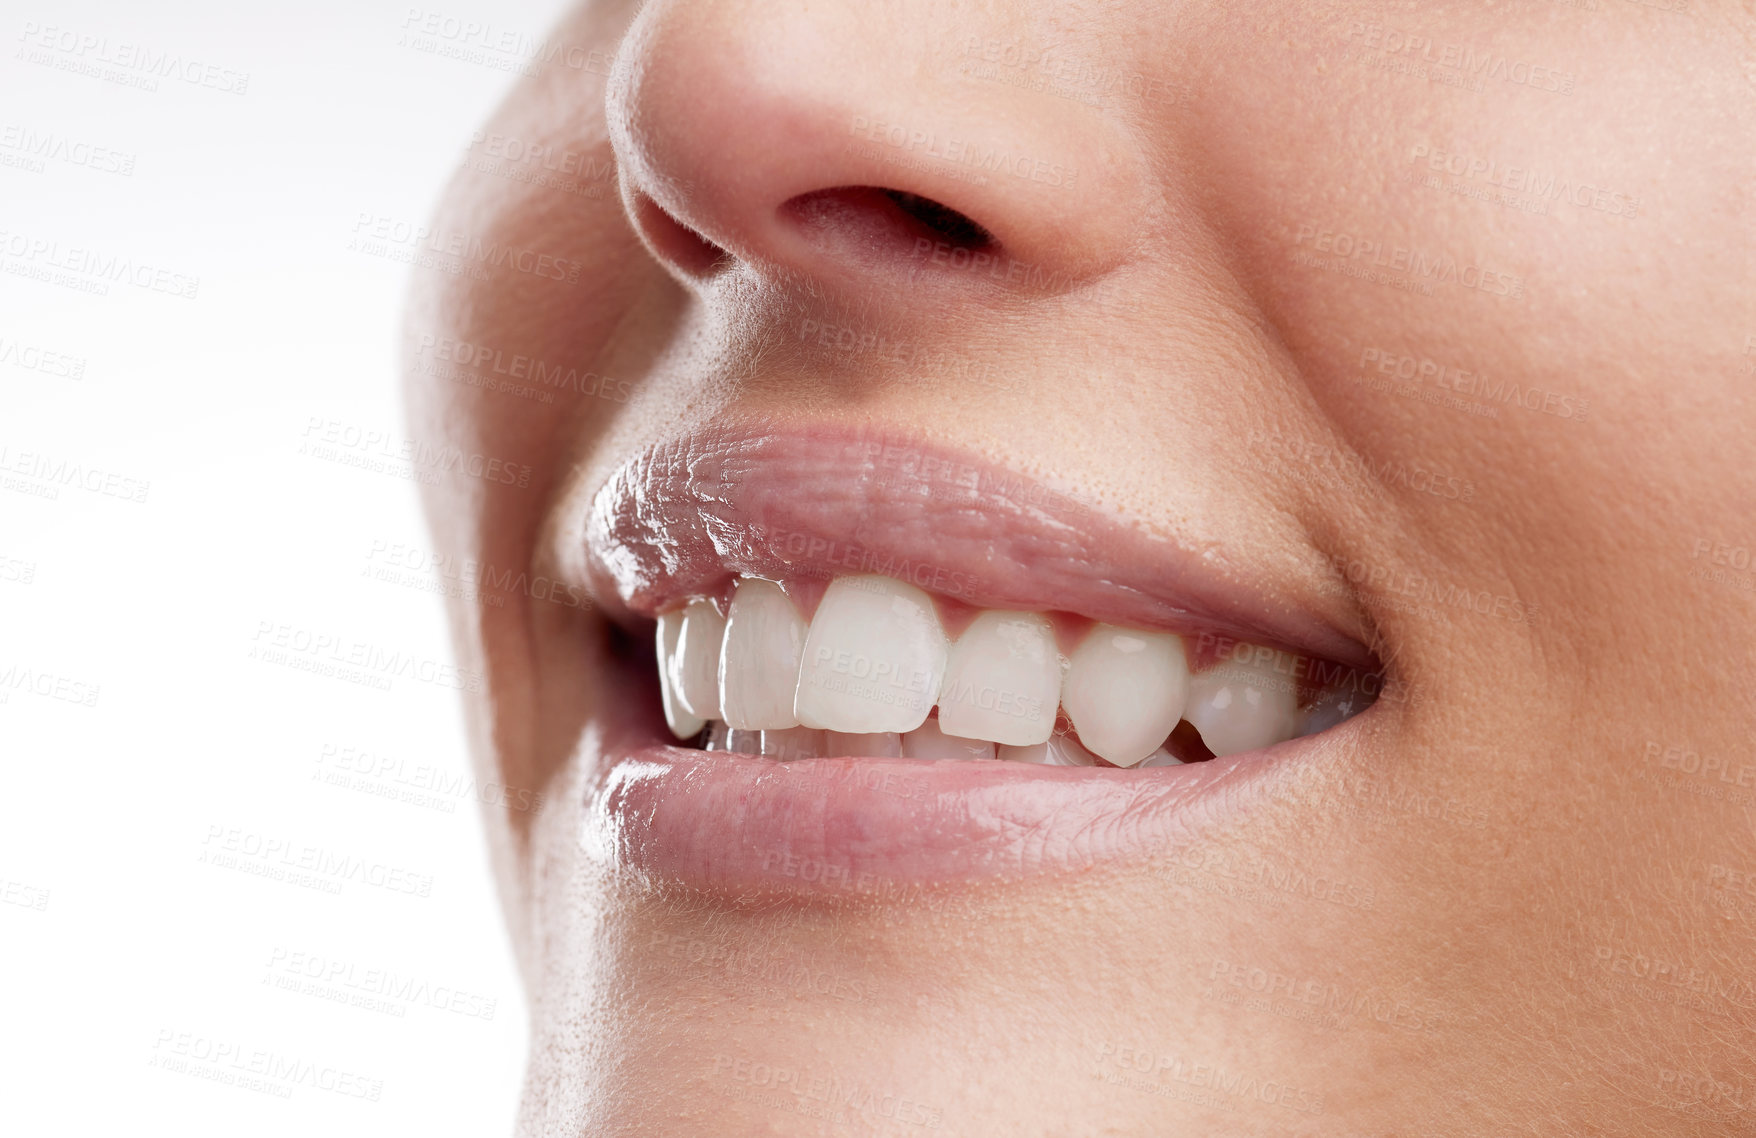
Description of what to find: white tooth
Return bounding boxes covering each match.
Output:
[998,733,1099,766]
[657,610,706,741]
[725,728,763,755]
[824,731,903,757]
[760,727,825,761]
[795,575,948,734]
[703,720,730,751]
[902,718,995,761]
[719,578,807,730]
[936,610,1060,746]
[1185,649,1300,756]
[674,598,726,720]
[1139,745,1186,767]
[1060,624,1188,767]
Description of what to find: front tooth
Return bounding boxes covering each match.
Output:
[725,728,763,755]
[902,717,996,761]
[656,610,706,740]
[1060,625,1188,767]
[1185,649,1299,756]
[936,610,1060,746]
[824,731,903,757]
[795,575,948,734]
[719,578,807,730]
[674,598,726,720]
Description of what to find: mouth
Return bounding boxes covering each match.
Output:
[574,422,1389,897]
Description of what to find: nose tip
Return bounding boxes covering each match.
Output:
[607,1,1140,294]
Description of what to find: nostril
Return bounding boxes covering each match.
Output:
[635,193,733,278]
[781,186,998,266]
[878,190,993,250]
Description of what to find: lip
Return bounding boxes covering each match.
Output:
[588,733,1342,896]
[583,421,1374,669]
[574,420,1378,895]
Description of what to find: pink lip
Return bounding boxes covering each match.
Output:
[576,420,1377,895]
[583,421,1373,669]
[590,736,1336,896]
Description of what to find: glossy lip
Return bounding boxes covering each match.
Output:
[588,734,1337,896]
[582,421,1375,670]
[575,420,1378,895]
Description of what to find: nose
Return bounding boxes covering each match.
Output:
[605,0,1143,293]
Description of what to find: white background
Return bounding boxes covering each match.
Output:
[1,1,575,1132]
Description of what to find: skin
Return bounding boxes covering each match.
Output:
[404,0,1756,1132]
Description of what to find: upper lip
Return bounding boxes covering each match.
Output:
[581,419,1377,670]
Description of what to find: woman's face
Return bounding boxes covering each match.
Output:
[406,0,1756,1131]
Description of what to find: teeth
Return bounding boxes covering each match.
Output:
[936,610,1061,746]
[656,610,706,740]
[795,575,948,734]
[902,717,996,761]
[999,732,1100,766]
[760,726,825,761]
[824,730,903,757]
[1138,746,1186,767]
[718,578,808,730]
[664,574,1371,766]
[1184,650,1299,757]
[673,598,727,720]
[1059,624,1188,767]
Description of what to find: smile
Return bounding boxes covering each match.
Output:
[576,422,1391,894]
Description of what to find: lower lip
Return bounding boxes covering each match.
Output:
[586,731,1332,896]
